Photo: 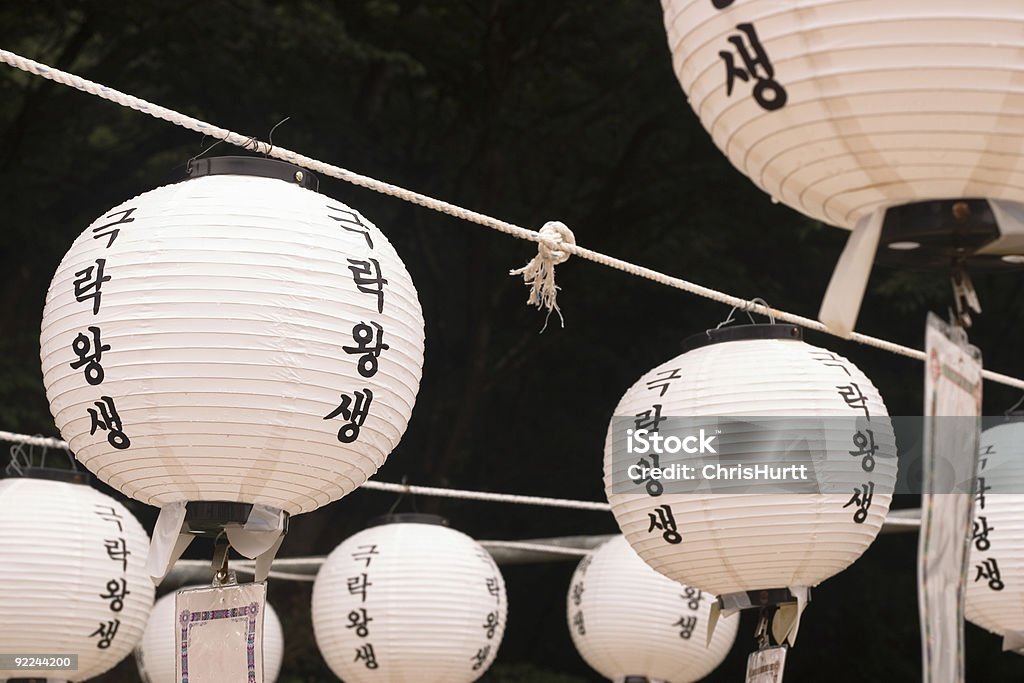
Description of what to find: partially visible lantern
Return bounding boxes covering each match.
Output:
[567,535,738,682]
[136,586,284,683]
[965,422,1024,653]
[604,325,896,599]
[39,156,425,572]
[0,470,154,681]
[312,515,507,682]
[661,1,1024,333]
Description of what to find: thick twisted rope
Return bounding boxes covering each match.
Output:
[1,48,1022,389]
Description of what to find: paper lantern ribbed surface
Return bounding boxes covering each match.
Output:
[312,518,507,682]
[39,161,424,515]
[604,327,896,596]
[965,422,1024,648]
[0,475,154,681]
[567,535,738,682]
[137,586,284,683]
[662,0,1024,230]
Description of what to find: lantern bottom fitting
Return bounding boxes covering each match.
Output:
[717,587,812,613]
[183,501,290,538]
[874,199,1024,272]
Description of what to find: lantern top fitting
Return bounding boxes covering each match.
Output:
[681,323,802,352]
[13,465,91,486]
[368,513,451,528]
[185,155,319,191]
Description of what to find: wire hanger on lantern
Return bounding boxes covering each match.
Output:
[710,296,777,334]
[385,475,421,516]
[4,435,78,477]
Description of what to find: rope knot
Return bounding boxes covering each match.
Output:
[510,221,576,330]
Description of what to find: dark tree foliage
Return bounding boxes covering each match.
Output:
[1,1,1022,681]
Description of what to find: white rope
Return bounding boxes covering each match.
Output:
[358,479,611,511]
[1,48,1023,390]
[0,430,612,512]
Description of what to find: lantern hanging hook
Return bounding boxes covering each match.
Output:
[753,604,774,651]
[266,116,290,157]
[714,296,776,331]
[1004,392,1024,416]
[211,533,231,586]
[385,474,420,515]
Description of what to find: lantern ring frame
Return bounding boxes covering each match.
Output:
[185,155,319,191]
[367,512,450,528]
[683,323,802,353]
[183,500,290,538]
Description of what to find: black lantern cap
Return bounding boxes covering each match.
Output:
[875,198,1023,272]
[186,155,319,192]
[13,466,91,486]
[681,323,802,353]
[367,512,450,528]
[183,500,290,538]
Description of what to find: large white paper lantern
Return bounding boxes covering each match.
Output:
[39,157,424,516]
[662,0,1024,231]
[312,515,507,682]
[567,535,738,682]
[0,472,154,681]
[136,585,284,683]
[662,1,1024,334]
[604,325,896,598]
[965,421,1024,653]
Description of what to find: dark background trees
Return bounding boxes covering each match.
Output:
[1,1,1023,680]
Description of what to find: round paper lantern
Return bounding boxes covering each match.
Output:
[567,535,738,682]
[0,471,154,681]
[39,157,424,516]
[965,421,1024,652]
[604,324,897,597]
[312,515,507,682]
[136,586,284,683]
[662,1,1024,333]
[662,0,1024,233]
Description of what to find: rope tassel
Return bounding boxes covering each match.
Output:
[510,221,576,329]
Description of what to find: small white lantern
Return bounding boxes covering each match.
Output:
[136,586,284,683]
[0,471,154,681]
[965,421,1024,653]
[312,515,507,682]
[39,156,425,576]
[661,1,1024,333]
[567,535,738,682]
[604,325,896,600]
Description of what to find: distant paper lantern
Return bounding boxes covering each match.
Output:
[137,586,284,683]
[0,471,154,681]
[604,325,896,600]
[567,535,738,682]
[39,156,425,577]
[312,515,507,682]
[661,1,1024,333]
[965,422,1024,653]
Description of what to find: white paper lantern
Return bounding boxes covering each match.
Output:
[965,422,1024,652]
[39,157,424,516]
[0,473,154,681]
[661,0,1024,231]
[567,535,738,682]
[137,585,284,683]
[604,325,896,597]
[312,516,507,682]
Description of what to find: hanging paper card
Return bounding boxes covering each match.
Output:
[175,582,267,683]
[919,313,982,683]
[745,646,786,683]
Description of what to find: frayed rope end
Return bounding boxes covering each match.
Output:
[509,221,575,331]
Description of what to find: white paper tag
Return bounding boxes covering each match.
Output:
[745,646,787,683]
[175,582,267,683]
